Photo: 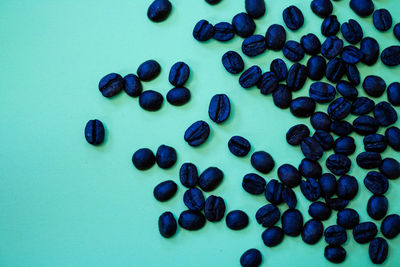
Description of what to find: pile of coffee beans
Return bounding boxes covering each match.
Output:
[85,0,400,266]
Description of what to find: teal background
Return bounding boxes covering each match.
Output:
[0,0,399,266]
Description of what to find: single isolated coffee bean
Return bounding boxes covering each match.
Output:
[204,195,225,222]
[282,41,305,62]
[179,163,199,188]
[321,36,343,60]
[286,63,307,92]
[290,97,316,118]
[153,180,178,202]
[240,248,262,267]
[257,72,279,95]
[313,130,334,151]
[351,97,375,115]
[357,152,382,169]
[309,201,331,221]
[226,210,249,230]
[272,85,292,109]
[222,51,244,74]
[324,245,346,263]
[321,15,340,37]
[337,208,359,229]
[245,0,266,19]
[325,225,347,246]
[158,212,177,238]
[330,120,353,136]
[278,164,301,187]
[310,112,331,132]
[336,80,358,101]
[132,148,155,170]
[286,124,310,146]
[213,22,235,42]
[242,173,266,195]
[169,62,190,87]
[156,144,177,169]
[251,151,275,174]
[328,97,351,121]
[147,0,172,22]
[369,238,388,264]
[239,65,262,88]
[381,214,400,239]
[327,197,349,211]
[139,90,164,111]
[199,167,223,192]
[346,64,361,85]
[183,188,205,211]
[84,119,105,145]
[395,23,400,41]
[265,24,286,50]
[99,73,124,98]
[242,35,267,57]
[363,75,386,97]
[350,0,374,17]
[256,204,280,227]
[373,9,392,32]
[232,12,256,38]
[336,175,358,200]
[309,82,336,103]
[300,33,321,55]
[353,222,378,244]
[341,19,363,44]
[363,134,387,153]
[270,59,288,81]
[325,58,346,83]
[380,158,400,180]
[229,136,251,157]
[193,19,214,41]
[360,37,380,65]
[300,178,321,202]
[262,226,284,247]
[282,187,297,209]
[166,87,191,106]
[386,126,400,151]
[205,0,222,4]
[281,209,303,236]
[353,116,379,136]
[307,56,326,81]
[311,0,333,18]
[374,101,398,127]
[300,137,323,161]
[341,46,362,64]
[319,173,337,197]
[326,154,351,175]
[302,219,323,245]
[299,158,322,179]
[367,195,388,220]
[124,74,142,97]
[265,179,283,205]
[209,94,231,123]
[178,210,206,231]
[387,82,400,106]
[283,5,304,31]
[364,171,388,195]
[137,60,161,82]
[184,120,210,147]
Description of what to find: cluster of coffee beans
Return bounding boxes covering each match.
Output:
[85,0,400,266]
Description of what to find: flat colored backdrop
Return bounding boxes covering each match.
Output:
[0,0,399,266]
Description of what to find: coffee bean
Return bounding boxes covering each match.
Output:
[364,134,387,153]
[353,115,378,135]
[309,82,336,103]
[341,45,362,64]
[357,152,382,169]
[282,41,304,62]
[328,97,351,121]
[179,163,199,188]
[325,225,347,246]
[222,51,244,74]
[232,13,256,38]
[245,0,265,19]
[153,180,178,202]
[387,82,400,106]
[167,87,191,106]
[326,154,351,175]
[147,0,172,22]
[270,59,287,81]
[99,73,124,98]
[183,188,205,211]
[374,101,398,126]
[156,145,177,169]
[337,208,359,229]
[353,222,378,244]
[327,197,349,211]
[302,219,323,245]
[319,173,337,197]
[257,72,279,95]
[158,212,177,238]
[373,9,392,32]
[251,151,275,174]
[325,57,346,83]
[380,158,400,180]
[300,178,321,201]
[139,90,164,111]
[278,164,301,187]
[239,65,262,89]
[282,187,297,209]
[204,195,225,222]
[290,97,316,118]
[381,214,400,239]
[364,171,388,195]
[367,195,388,220]
[226,210,249,230]
[265,179,283,205]
[184,120,210,147]
[240,249,262,267]
[205,0,222,4]
[395,23,400,41]
[84,119,105,145]
[311,112,331,131]
[169,62,190,86]
[313,130,334,150]
[209,94,231,123]
[363,75,386,97]
[301,137,323,161]
[286,63,307,91]
[229,136,251,157]
[324,245,346,263]
[336,80,358,101]
[265,24,286,50]
[242,173,266,195]
[213,22,235,41]
[137,60,161,81]
[350,0,374,17]
[321,36,343,59]
[262,226,284,247]
[286,124,310,146]
[321,15,340,37]
[301,33,321,55]
[360,37,380,65]
[307,56,326,81]
[299,158,322,179]
[341,19,363,44]
[330,120,353,136]
[351,97,375,115]
[369,238,388,264]
[311,0,333,18]
[334,136,356,155]
[178,210,206,230]
[132,148,155,170]
[242,35,267,57]
[193,19,214,41]
[337,175,358,200]
[272,85,292,109]
[124,74,142,97]
[256,204,280,227]
[282,5,304,31]
[385,126,400,151]
[309,201,331,221]
[282,209,303,236]
[346,64,361,85]
[199,167,223,192]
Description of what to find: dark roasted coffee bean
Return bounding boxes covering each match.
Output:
[256,204,280,227]
[325,58,346,83]
[139,90,164,111]
[373,9,392,32]
[367,195,388,220]
[387,82,400,106]
[124,74,142,97]
[239,65,262,88]
[357,152,382,169]
[242,173,266,195]
[184,120,210,147]
[350,0,374,17]
[154,180,178,202]
[169,62,190,86]
[337,208,359,229]
[324,245,346,263]
[385,126,400,151]
[336,175,358,200]
[282,187,297,209]
[363,75,386,97]
[334,136,356,155]
[360,37,380,65]
[301,137,323,161]
[353,116,378,135]
[363,134,387,153]
[326,154,351,175]
[209,94,231,123]
[311,112,331,132]
[286,124,310,146]
[240,249,262,267]
[346,64,361,86]
[242,35,266,57]
[137,60,161,81]
[307,56,326,81]
[204,195,226,222]
[364,171,388,194]
[265,179,283,205]
[299,158,322,179]
[213,22,235,41]
[286,63,307,91]
[222,51,244,74]
[257,72,278,94]
[158,212,177,238]
[205,0,222,4]
[193,19,214,41]
[328,97,351,121]
[84,119,105,145]
[321,36,343,60]
[353,222,377,244]
[374,101,397,127]
[262,226,284,247]
[232,13,256,38]
[369,238,388,264]
[290,97,315,118]
[381,214,400,239]
[251,151,275,174]
[380,158,400,180]
[245,0,266,19]
[272,85,292,109]
[319,173,337,197]
[270,59,287,81]
[301,33,321,55]
[395,23,400,41]
[179,163,198,188]
[341,19,363,44]
[132,148,155,170]
[300,178,321,201]
[330,120,353,136]
[302,219,323,244]
[309,201,331,221]
[311,0,333,18]
[321,15,340,37]
[282,41,304,62]
[229,136,251,157]
[226,210,249,230]
[167,87,191,106]
[341,46,362,64]
[325,225,347,246]
[327,197,349,211]
[99,73,124,98]
[156,145,177,169]
[178,210,206,230]
[309,82,336,103]
[147,0,172,22]
[351,97,375,115]
[336,80,358,101]
[183,188,205,211]
[265,24,286,50]
[283,6,304,31]
[199,167,223,192]
[282,209,303,236]
[278,164,301,187]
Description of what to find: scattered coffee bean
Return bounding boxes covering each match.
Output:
[350,0,374,17]
[330,120,353,136]
[137,60,161,81]
[240,248,262,267]
[286,124,310,146]
[245,0,266,19]
[204,195,226,222]
[381,214,400,239]
[282,5,304,31]
[337,208,359,229]
[301,178,321,202]
[184,120,210,147]
[222,51,245,74]
[387,82,400,106]
[334,136,356,155]
[242,35,267,57]
[369,237,388,264]
[351,97,375,115]
[193,19,214,41]
[336,175,358,200]
[374,101,398,126]
[357,152,382,169]
[265,179,283,205]
[282,41,305,62]
[178,210,206,230]
[209,94,231,123]
[385,126,400,151]
[360,37,380,65]
[167,87,191,106]
[311,112,331,132]
[169,62,190,87]
[363,134,387,153]
[132,148,155,170]
[239,65,262,88]
[270,59,288,81]
[325,57,346,83]
[262,226,284,247]
[353,115,379,135]
[341,45,362,64]
[326,154,351,175]
[346,64,361,85]
[301,33,321,55]
[336,80,358,101]
[373,9,392,32]
[229,136,251,157]
[179,163,199,188]
[153,180,177,202]
[395,23,400,41]
[307,56,326,81]
[311,0,333,18]
[309,82,336,103]
[158,212,177,238]
[256,204,280,227]
[199,167,224,192]
[286,63,308,91]
[302,219,324,244]
[124,74,142,97]
[290,97,316,118]
[242,173,266,195]
[205,0,222,4]
[183,188,205,211]
[99,73,124,98]
[327,197,349,211]
[309,201,331,221]
[299,158,322,179]
[380,158,400,180]
[251,151,275,174]
[363,75,386,97]
[226,210,249,230]
[156,145,177,169]
[213,22,235,42]
[321,15,340,37]
[353,221,378,244]
[324,245,346,263]
[282,209,303,237]
[265,24,287,50]
[278,164,301,187]
[328,97,351,121]
[272,85,292,109]
[84,119,105,145]
[139,90,164,111]
[367,195,388,220]
[341,19,363,44]
[319,173,337,197]
[147,0,172,22]
[232,13,256,38]
[258,72,279,95]
[282,187,297,209]
[321,36,343,59]
[325,225,347,246]
[300,137,323,161]
[364,171,388,195]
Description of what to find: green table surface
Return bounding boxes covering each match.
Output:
[1,0,399,266]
